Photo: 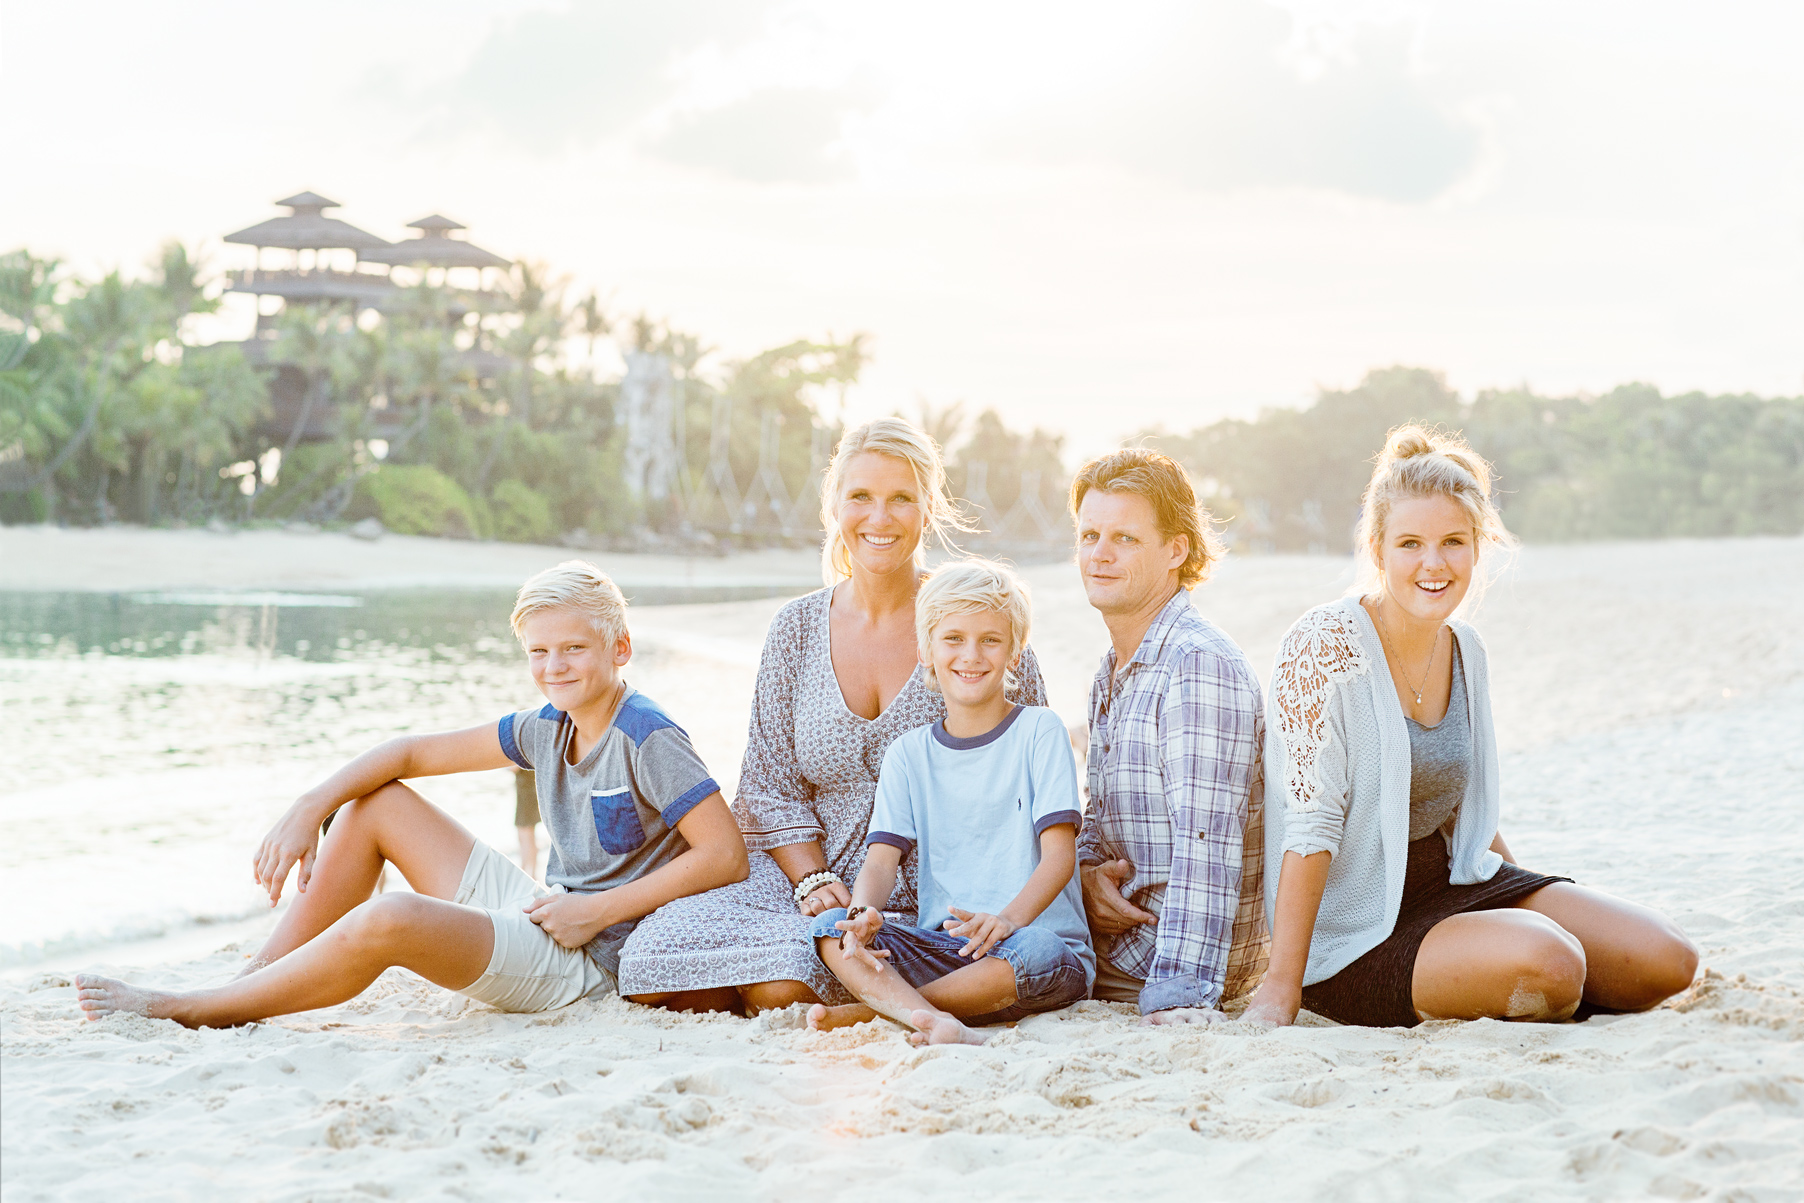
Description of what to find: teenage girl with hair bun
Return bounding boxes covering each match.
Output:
[1242,425,1698,1027]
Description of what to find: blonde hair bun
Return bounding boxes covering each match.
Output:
[1355,424,1517,605]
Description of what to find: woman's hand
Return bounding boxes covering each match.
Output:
[944,907,1016,959]
[834,907,890,973]
[1240,978,1302,1027]
[252,802,328,906]
[798,879,852,917]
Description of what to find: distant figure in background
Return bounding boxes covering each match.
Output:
[514,768,540,877]
[1243,426,1698,1028]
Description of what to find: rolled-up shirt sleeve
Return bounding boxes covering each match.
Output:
[1137,654,1262,1015]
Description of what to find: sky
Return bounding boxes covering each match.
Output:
[3,0,1800,457]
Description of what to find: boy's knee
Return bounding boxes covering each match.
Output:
[348,892,434,944]
[998,925,1072,980]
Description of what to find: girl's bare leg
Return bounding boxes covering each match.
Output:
[1412,909,1587,1021]
[78,893,494,1028]
[1514,882,1698,1010]
[241,781,477,976]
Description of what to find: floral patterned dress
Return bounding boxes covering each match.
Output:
[616,585,1047,1001]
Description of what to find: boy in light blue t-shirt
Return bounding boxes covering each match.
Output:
[808,560,1093,1045]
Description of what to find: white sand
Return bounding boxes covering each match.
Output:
[4,535,1803,1199]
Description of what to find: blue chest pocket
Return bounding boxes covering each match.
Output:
[590,788,647,855]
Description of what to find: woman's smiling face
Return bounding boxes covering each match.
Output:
[835,452,925,577]
[1376,494,1477,622]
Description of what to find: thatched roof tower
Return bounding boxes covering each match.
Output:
[362,215,511,269]
[224,192,391,252]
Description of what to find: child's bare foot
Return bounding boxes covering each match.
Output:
[806,1002,878,1031]
[75,974,183,1024]
[906,1009,991,1046]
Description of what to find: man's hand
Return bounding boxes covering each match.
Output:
[524,892,609,949]
[252,802,327,906]
[943,907,1017,959]
[1239,979,1301,1027]
[834,907,890,974]
[1081,858,1157,936]
[1142,1007,1226,1027]
[798,879,852,918]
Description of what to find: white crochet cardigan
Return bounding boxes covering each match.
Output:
[1262,597,1504,987]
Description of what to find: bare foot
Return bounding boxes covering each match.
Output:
[806,1002,878,1031]
[906,1009,991,1046]
[75,974,182,1024]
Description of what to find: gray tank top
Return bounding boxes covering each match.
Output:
[1406,635,1470,841]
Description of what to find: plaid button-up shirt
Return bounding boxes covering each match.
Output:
[1079,588,1269,1013]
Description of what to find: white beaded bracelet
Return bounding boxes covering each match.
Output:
[792,870,842,907]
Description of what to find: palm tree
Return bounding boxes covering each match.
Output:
[269,302,356,471]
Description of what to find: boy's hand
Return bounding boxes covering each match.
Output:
[943,907,1016,959]
[252,805,325,906]
[834,908,890,973]
[524,892,609,949]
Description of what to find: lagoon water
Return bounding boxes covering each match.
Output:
[0,586,798,972]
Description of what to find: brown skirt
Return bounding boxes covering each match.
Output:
[1300,835,1571,1028]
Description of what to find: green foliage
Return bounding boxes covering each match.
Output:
[489,479,556,543]
[348,464,481,538]
[1147,368,1804,549]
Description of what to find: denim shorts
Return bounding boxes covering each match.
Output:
[810,909,1088,1024]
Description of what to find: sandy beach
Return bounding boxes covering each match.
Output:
[3,529,1802,1200]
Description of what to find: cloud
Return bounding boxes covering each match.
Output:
[1012,3,1480,202]
[649,85,878,183]
[424,0,767,153]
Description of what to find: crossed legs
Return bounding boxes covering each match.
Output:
[77,783,496,1028]
[1412,882,1698,1022]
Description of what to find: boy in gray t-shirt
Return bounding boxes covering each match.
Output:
[498,691,722,976]
[76,562,749,1028]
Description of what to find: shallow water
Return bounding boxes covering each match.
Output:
[0,587,796,970]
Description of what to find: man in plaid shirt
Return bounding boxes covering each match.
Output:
[1071,450,1268,1021]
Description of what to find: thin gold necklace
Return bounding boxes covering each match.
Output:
[1372,598,1440,707]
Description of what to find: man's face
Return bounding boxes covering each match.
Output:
[521,607,629,713]
[1076,490,1187,618]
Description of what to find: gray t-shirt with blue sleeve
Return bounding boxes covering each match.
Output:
[498,684,720,974]
[867,704,1095,988]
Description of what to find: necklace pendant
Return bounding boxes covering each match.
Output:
[1413,691,1423,704]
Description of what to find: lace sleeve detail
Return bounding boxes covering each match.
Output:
[1271,606,1368,827]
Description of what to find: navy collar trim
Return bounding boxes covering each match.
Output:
[932,704,1024,750]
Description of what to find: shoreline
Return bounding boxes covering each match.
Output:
[0,524,825,596]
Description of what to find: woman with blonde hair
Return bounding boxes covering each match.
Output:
[617,417,1048,1012]
[1243,426,1697,1028]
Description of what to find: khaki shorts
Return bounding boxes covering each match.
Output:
[1090,953,1145,1005]
[455,840,616,1012]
